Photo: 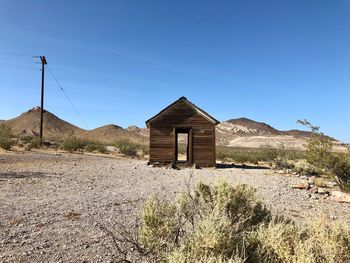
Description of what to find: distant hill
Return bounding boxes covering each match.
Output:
[1,108,346,151]
[78,124,147,144]
[3,107,83,138]
[224,117,281,136]
[1,107,147,144]
[216,118,345,151]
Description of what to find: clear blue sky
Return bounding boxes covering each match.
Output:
[0,0,349,142]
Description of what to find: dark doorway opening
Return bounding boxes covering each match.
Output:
[175,128,191,163]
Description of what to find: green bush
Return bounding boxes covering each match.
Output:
[85,141,107,153]
[0,125,15,150]
[61,136,107,153]
[61,136,85,152]
[298,119,350,192]
[115,140,148,157]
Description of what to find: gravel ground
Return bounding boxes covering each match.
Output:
[1,151,350,262]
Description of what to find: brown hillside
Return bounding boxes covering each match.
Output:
[78,124,147,144]
[3,107,83,138]
[2,107,147,144]
[284,129,313,137]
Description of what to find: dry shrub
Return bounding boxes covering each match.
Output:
[109,181,350,263]
[140,198,178,260]
[330,156,350,192]
[61,136,107,153]
[115,140,148,157]
[275,158,321,176]
[248,220,350,263]
[0,125,15,150]
[139,182,270,262]
[19,135,41,150]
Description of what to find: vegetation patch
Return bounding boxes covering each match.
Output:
[114,139,149,157]
[217,145,304,165]
[298,119,350,192]
[61,136,107,153]
[109,181,350,263]
[19,135,41,150]
[0,125,15,150]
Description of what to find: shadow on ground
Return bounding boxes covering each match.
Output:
[216,163,270,170]
[0,172,47,179]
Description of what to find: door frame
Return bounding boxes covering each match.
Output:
[174,127,192,164]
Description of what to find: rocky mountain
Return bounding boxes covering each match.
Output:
[1,107,147,144]
[224,117,281,136]
[216,118,345,151]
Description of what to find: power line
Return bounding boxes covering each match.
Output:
[0,65,40,71]
[1,51,89,130]
[0,51,34,57]
[46,65,89,129]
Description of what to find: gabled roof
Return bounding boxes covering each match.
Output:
[145,96,220,128]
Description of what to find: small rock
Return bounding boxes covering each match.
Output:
[330,214,338,220]
[317,188,329,195]
[308,176,316,184]
[310,193,319,200]
[309,186,318,194]
[292,181,310,190]
[331,191,350,203]
[326,181,338,188]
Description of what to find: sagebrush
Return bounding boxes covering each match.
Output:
[109,181,350,263]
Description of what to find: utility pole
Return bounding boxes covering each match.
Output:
[39,56,47,144]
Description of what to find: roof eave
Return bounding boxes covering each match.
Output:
[145,96,220,128]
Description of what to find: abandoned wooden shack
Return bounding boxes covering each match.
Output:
[145,97,220,167]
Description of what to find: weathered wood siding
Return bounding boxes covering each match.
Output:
[149,101,216,167]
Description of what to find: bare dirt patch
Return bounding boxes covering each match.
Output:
[1,152,350,262]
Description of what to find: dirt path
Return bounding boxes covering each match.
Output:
[1,151,349,262]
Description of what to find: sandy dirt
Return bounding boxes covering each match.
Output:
[1,151,350,262]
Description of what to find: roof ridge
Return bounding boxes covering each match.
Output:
[145,96,220,127]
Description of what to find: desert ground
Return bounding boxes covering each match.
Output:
[1,151,350,262]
